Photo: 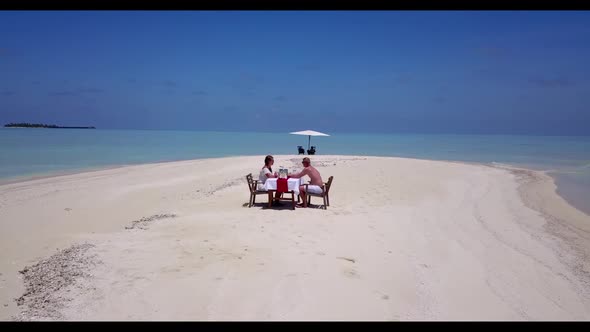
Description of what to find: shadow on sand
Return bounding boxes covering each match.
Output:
[242,201,324,210]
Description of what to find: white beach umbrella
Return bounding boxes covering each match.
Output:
[289,130,330,150]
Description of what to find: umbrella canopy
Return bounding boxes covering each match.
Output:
[289,130,330,150]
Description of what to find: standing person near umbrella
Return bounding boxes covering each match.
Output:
[288,157,324,208]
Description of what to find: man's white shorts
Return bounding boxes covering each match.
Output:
[306,185,323,195]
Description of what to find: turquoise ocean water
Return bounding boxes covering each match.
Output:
[1,128,589,214]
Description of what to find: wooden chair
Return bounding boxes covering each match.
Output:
[304,176,333,209]
[246,173,268,207]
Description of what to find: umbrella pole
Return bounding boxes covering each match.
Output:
[308,135,311,151]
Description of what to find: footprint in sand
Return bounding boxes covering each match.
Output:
[161,267,182,273]
[342,267,360,279]
[336,256,359,278]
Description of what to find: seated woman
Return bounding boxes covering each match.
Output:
[259,155,282,203]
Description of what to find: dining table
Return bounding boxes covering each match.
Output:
[263,177,303,209]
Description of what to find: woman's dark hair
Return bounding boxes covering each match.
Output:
[264,155,274,172]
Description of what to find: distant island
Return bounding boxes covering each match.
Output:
[4,123,96,129]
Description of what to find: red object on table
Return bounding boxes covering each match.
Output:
[277,178,288,193]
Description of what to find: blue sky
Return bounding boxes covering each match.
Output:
[1,10,589,135]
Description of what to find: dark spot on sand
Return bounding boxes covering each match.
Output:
[381,295,390,300]
[13,243,99,321]
[125,214,177,230]
[336,256,356,263]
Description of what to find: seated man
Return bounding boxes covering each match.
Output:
[307,146,316,155]
[288,157,323,208]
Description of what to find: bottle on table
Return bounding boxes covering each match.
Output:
[279,167,288,179]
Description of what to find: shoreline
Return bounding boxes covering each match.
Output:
[2,155,590,320]
[1,155,588,219]
[0,155,250,186]
[551,172,590,216]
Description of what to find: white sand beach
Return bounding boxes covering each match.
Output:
[1,155,589,321]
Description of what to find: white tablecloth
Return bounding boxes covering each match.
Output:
[263,178,302,195]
